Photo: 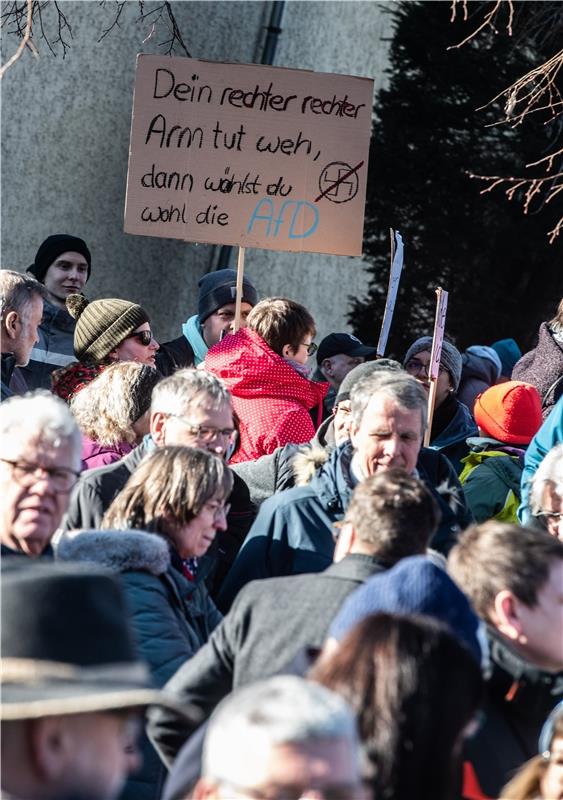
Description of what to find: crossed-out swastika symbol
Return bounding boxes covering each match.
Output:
[316,161,362,204]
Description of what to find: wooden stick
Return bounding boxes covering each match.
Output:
[233,246,245,333]
[423,287,449,447]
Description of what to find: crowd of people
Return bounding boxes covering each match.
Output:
[1,234,562,800]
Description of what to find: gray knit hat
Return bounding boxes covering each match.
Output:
[403,337,462,391]
[335,358,403,404]
[67,294,150,364]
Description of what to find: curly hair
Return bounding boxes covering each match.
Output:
[70,361,160,446]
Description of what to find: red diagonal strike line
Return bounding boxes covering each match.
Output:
[314,160,364,203]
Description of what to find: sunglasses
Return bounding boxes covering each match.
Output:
[124,330,153,346]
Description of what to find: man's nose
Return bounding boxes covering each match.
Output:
[382,435,401,456]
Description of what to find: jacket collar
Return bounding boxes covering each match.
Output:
[310,441,355,516]
[1,352,16,386]
[324,553,389,581]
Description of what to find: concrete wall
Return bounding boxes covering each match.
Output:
[1,0,393,342]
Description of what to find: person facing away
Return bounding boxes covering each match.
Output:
[146,468,441,766]
[0,270,46,400]
[459,380,543,523]
[448,520,563,799]
[18,233,92,391]
[156,268,259,373]
[205,297,328,463]
[51,294,159,402]
[0,391,81,559]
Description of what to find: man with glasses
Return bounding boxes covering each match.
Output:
[205,297,328,463]
[61,369,255,595]
[0,391,81,557]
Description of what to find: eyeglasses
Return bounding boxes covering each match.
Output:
[534,510,563,522]
[1,458,80,493]
[203,501,231,520]
[166,416,236,442]
[124,330,153,346]
[301,341,318,356]
[216,779,362,800]
[405,358,445,378]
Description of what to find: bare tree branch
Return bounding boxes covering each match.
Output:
[98,0,126,43]
[448,0,514,50]
[0,0,33,80]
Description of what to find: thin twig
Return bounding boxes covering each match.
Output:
[448,0,514,50]
[0,0,32,79]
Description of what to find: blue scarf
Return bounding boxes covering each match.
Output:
[182,314,208,366]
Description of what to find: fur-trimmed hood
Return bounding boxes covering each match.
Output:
[55,529,171,575]
[293,445,330,486]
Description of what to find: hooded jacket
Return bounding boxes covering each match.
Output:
[462,627,563,799]
[430,396,478,475]
[513,322,563,418]
[205,328,328,463]
[218,441,472,612]
[55,528,221,800]
[460,437,524,523]
[458,351,500,412]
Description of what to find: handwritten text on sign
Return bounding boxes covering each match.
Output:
[124,56,374,256]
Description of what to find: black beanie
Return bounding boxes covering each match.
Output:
[197,269,258,322]
[28,235,92,283]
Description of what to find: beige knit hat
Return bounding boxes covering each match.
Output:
[67,294,150,363]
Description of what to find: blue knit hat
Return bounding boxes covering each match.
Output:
[197,269,258,322]
[491,338,522,379]
[328,555,482,664]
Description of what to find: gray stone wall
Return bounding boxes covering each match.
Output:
[1,0,393,343]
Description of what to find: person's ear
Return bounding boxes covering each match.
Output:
[281,343,294,361]
[30,717,72,782]
[333,521,356,563]
[150,411,167,446]
[4,310,20,341]
[491,590,523,641]
[321,358,334,378]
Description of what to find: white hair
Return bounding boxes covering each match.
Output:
[202,675,359,781]
[150,368,231,417]
[530,444,563,516]
[0,391,81,469]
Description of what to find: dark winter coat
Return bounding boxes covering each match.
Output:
[430,397,478,475]
[205,328,328,463]
[462,627,563,799]
[18,300,76,390]
[218,441,473,611]
[155,335,195,376]
[147,553,388,769]
[61,436,256,599]
[1,353,16,401]
[55,528,222,800]
[512,322,563,418]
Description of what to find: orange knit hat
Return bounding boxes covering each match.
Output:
[473,381,543,445]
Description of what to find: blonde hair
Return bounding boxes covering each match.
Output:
[102,446,233,534]
[70,362,159,446]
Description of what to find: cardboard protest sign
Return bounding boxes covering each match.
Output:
[124,55,374,256]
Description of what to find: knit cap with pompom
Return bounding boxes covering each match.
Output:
[67,294,150,364]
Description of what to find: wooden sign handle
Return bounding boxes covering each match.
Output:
[233,246,246,333]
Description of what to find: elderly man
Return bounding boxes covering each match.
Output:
[62,368,254,593]
[0,270,46,400]
[218,370,472,609]
[314,332,376,418]
[0,392,81,557]
[160,675,362,800]
[147,469,440,765]
[20,234,92,390]
[0,560,192,800]
[448,521,563,799]
[157,268,259,373]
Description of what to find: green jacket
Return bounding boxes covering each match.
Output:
[460,437,524,523]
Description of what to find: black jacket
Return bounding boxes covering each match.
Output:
[155,336,195,377]
[1,353,16,401]
[147,553,387,767]
[462,627,563,799]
